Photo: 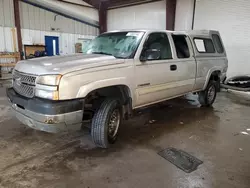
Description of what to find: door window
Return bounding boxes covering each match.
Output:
[142,33,172,60]
[172,35,190,58]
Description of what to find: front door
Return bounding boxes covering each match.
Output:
[134,32,196,108]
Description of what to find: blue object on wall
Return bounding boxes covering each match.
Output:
[45,36,59,56]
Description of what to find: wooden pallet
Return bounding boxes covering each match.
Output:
[0,52,20,77]
[0,63,17,67]
[0,53,20,65]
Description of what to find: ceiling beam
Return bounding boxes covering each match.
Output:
[58,0,95,9]
[83,0,161,9]
[82,0,101,9]
[108,0,160,9]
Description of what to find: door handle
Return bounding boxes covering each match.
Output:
[170,64,177,71]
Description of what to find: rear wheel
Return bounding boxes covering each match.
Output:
[91,98,121,148]
[198,80,217,107]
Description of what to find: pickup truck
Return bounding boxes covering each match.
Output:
[7,30,228,148]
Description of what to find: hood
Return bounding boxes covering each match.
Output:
[14,54,125,75]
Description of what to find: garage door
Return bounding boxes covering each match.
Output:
[107,0,166,31]
[194,0,250,77]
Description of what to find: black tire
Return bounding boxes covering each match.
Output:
[198,80,217,107]
[91,98,121,148]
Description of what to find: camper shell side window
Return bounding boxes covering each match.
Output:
[193,38,216,53]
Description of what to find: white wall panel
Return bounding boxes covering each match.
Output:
[0,1,98,54]
[0,27,16,52]
[23,0,98,26]
[0,0,14,27]
[0,27,6,51]
[194,0,250,77]
[21,29,96,55]
[45,11,54,31]
[107,0,166,31]
[54,0,98,21]
[4,27,14,52]
[3,0,14,27]
[28,3,35,30]
[19,1,97,36]
[22,29,33,45]
[34,6,41,30]
[0,0,4,26]
[175,0,194,30]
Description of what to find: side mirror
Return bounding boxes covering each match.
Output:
[140,49,161,62]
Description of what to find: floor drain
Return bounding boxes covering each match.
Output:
[158,147,203,173]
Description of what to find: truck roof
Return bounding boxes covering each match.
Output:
[105,29,220,38]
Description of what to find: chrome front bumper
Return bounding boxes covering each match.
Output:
[11,103,83,133]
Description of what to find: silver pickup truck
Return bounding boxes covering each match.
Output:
[7,30,228,148]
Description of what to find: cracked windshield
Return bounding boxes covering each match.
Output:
[2,0,250,187]
[83,31,144,58]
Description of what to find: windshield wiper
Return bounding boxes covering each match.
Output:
[92,51,125,59]
[92,51,113,56]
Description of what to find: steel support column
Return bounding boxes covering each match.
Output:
[99,2,108,33]
[13,0,23,59]
[166,0,177,30]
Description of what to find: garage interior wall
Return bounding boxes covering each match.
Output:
[175,0,194,30]
[107,0,166,31]
[0,0,99,55]
[193,0,250,77]
[20,1,99,55]
[0,0,15,52]
[23,0,99,26]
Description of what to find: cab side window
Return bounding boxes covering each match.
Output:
[142,33,172,60]
[172,35,190,59]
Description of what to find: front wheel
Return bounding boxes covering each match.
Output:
[198,80,217,107]
[91,98,122,148]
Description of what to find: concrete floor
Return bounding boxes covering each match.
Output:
[0,87,250,188]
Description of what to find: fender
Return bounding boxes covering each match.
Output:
[76,77,133,99]
[203,67,222,90]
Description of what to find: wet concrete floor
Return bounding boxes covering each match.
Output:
[0,87,250,188]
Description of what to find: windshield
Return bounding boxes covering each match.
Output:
[83,31,145,59]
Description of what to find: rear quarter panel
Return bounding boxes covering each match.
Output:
[193,56,228,91]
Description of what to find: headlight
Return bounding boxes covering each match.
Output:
[36,75,62,86]
[35,89,59,100]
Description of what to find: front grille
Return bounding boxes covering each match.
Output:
[13,70,37,98]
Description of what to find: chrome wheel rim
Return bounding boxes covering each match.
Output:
[207,85,216,104]
[108,109,120,138]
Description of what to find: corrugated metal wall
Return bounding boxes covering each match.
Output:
[19,1,98,35]
[19,1,99,55]
[0,0,99,54]
[107,0,166,31]
[0,0,15,27]
[0,0,15,52]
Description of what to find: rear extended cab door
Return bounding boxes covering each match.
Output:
[133,31,196,108]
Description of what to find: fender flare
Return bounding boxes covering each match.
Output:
[76,77,133,99]
[203,67,222,90]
